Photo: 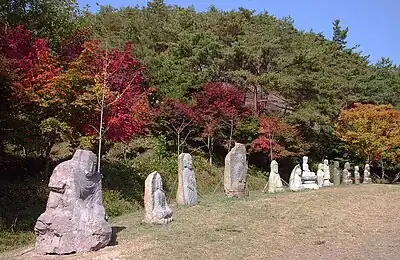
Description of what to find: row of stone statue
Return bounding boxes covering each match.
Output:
[32,145,373,255]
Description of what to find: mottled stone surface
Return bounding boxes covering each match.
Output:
[289,164,304,192]
[317,163,324,187]
[144,172,173,224]
[268,160,284,194]
[176,153,198,206]
[224,143,248,198]
[342,162,353,185]
[34,150,112,255]
[301,156,319,190]
[354,166,360,184]
[363,164,372,184]
[323,159,333,186]
[333,161,341,186]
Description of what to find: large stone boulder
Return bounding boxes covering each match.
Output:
[176,153,198,206]
[224,142,248,198]
[34,150,112,255]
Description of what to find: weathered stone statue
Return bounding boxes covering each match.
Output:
[268,160,284,193]
[323,159,333,186]
[363,164,372,184]
[289,164,304,191]
[224,142,248,198]
[316,163,324,187]
[301,156,319,190]
[342,162,353,185]
[176,153,198,206]
[354,166,360,184]
[34,150,112,255]
[333,161,340,186]
[144,172,173,224]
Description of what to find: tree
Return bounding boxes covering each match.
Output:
[332,19,348,49]
[251,117,308,161]
[335,103,400,178]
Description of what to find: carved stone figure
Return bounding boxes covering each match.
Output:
[323,159,333,186]
[224,143,248,198]
[301,156,319,190]
[289,164,304,191]
[177,153,198,206]
[342,162,353,185]
[333,161,340,186]
[34,150,112,255]
[316,163,324,187]
[144,172,173,224]
[354,166,360,184]
[363,164,372,184]
[268,160,284,193]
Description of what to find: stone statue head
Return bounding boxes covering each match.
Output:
[295,166,302,176]
[324,159,328,165]
[355,166,359,172]
[182,153,193,170]
[153,172,163,191]
[365,164,370,171]
[270,160,278,174]
[344,162,350,170]
[303,156,308,163]
[334,161,339,168]
[318,163,324,170]
[72,149,98,177]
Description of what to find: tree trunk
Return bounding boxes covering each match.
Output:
[253,85,258,116]
[380,158,385,180]
[227,120,234,152]
[177,132,180,156]
[208,136,213,165]
[97,91,105,174]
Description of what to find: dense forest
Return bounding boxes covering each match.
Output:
[0,0,399,251]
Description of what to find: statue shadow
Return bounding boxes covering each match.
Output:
[110,226,126,246]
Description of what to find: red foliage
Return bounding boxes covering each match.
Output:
[193,82,250,137]
[59,27,91,64]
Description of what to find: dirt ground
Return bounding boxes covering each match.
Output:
[5,184,400,260]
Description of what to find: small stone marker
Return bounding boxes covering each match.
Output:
[34,150,112,255]
[289,164,304,191]
[268,160,284,193]
[323,159,333,186]
[224,142,248,198]
[144,171,173,224]
[354,166,360,184]
[176,153,198,206]
[363,164,372,184]
[333,161,340,186]
[342,162,353,185]
[316,163,324,187]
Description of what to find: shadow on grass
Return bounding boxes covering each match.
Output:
[110,226,126,246]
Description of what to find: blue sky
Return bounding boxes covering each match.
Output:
[78,0,399,65]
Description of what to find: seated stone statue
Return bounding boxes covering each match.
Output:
[316,163,324,187]
[268,160,284,194]
[301,156,319,190]
[34,150,112,255]
[342,162,353,185]
[289,164,304,191]
[323,159,333,186]
[144,172,173,224]
[354,166,360,184]
[363,164,372,184]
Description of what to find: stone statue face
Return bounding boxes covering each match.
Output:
[182,154,193,169]
[344,162,350,170]
[365,164,370,171]
[271,161,278,173]
[324,159,328,165]
[295,167,302,176]
[154,173,163,191]
[334,161,339,168]
[355,166,359,171]
[85,161,97,178]
[303,156,308,163]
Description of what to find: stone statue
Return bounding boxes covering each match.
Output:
[301,156,319,190]
[289,164,304,191]
[323,159,333,186]
[34,150,112,255]
[177,153,198,206]
[224,142,248,198]
[342,162,353,185]
[354,166,360,184]
[316,163,324,187]
[363,164,372,184]
[333,161,340,186]
[268,160,284,193]
[144,172,173,224]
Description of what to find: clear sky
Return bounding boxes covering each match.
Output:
[78,0,399,65]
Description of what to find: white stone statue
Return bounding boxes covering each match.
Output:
[342,162,353,185]
[316,163,324,187]
[323,159,333,186]
[177,153,198,206]
[268,160,284,194]
[354,166,360,184]
[301,156,319,190]
[363,164,372,184]
[144,172,173,224]
[289,164,304,191]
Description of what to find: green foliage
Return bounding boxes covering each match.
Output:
[102,190,137,218]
